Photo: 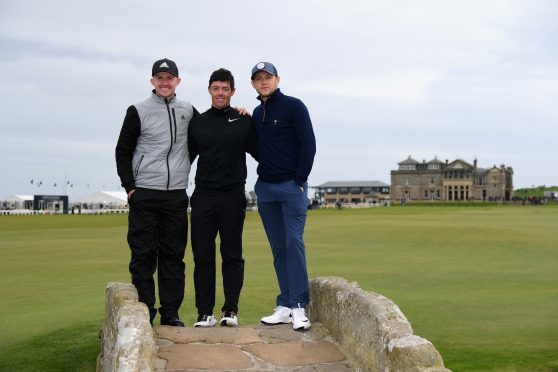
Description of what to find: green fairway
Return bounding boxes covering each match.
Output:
[0,206,557,371]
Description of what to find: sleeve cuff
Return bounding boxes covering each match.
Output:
[123,182,135,194]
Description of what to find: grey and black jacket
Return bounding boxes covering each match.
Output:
[116,90,198,193]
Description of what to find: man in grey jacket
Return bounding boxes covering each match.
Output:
[115,58,198,327]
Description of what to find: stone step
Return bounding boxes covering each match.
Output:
[154,323,354,371]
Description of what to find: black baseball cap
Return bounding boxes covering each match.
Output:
[152,58,179,77]
[251,62,278,80]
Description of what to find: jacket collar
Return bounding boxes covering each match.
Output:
[209,105,232,114]
[257,88,283,104]
[151,89,177,104]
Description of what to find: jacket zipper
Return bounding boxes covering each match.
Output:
[165,100,174,190]
[172,108,177,144]
[135,155,144,177]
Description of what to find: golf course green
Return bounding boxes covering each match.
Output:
[0,205,556,371]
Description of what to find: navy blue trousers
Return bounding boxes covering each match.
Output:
[255,179,309,308]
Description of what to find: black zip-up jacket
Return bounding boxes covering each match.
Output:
[188,106,258,192]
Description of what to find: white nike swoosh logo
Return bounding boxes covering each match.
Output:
[228,118,239,123]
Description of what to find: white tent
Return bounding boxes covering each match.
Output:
[75,191,127,204]
[1,194,33,209]
[74,191,127,210]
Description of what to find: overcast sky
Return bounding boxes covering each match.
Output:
[1,0,556,199]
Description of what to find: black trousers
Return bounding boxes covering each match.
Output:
[127,187,188,321]
[190,189,246,315]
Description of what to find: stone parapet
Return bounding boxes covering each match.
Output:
[308,276,450,372]
[97,282,156,372]
[97,279,450,371]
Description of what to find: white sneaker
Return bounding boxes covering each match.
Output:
[292,307,311,330]
[220,310,238,327]
[194,314,217,327]
[261,306,292,325]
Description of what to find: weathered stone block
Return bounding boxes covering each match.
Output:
[387,335,450,372]
[154,325,262,345]
[308,276,450,372]
[97,282,155,372]
[159,344,252,370]
[243,340,346,367]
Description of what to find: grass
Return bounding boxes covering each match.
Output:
[0,206,557,371]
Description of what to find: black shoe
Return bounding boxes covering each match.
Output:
[160,316,184,327]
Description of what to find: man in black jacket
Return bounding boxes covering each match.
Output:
[115,58,197,327]
[188,68,258,327]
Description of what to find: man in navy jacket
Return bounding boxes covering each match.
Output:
[250,62,316,330]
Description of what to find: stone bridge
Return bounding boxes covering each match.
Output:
[97,277,450,371]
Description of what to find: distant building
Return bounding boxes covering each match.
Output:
[390,156,513,201]
[34,195,69,213]
[246,191,257,209]
[543,190,558,201]
[0,194,68,214]
[313,181,390,204]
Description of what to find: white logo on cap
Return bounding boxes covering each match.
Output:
[160,62,169,68]
[257,62,265,70]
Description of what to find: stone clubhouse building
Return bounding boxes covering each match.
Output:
[390,155,513,202]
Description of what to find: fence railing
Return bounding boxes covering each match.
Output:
[0,208,130,216]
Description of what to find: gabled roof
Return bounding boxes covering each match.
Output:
[427,156,444,164]
[445,159,474,170]
[315,181,389,188]
[2,194,33,201]
[486,166,504,173]
[398,155,419,165]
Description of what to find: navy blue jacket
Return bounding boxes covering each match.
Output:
[253,89,316,186]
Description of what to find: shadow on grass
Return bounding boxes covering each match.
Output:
[0,322,100,372]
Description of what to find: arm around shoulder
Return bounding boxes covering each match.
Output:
[187,118,199,163]
[247,117,259,161]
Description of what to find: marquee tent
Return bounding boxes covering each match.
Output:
[1,194,33,209]
[74,191,127,208]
